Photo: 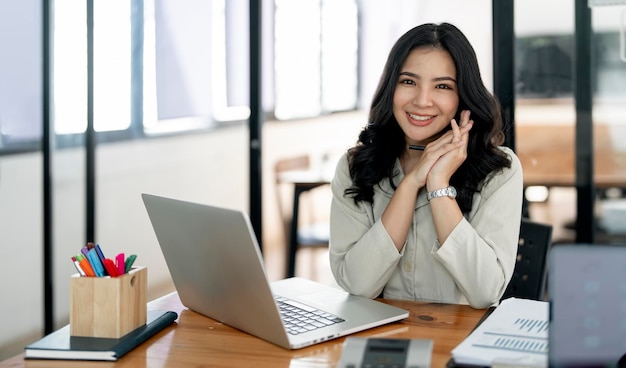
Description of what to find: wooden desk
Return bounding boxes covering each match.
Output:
[1,292,486,368]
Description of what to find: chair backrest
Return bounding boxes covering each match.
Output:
[273,155,311,228]
[274,155,310,181]
[501,218,553,301]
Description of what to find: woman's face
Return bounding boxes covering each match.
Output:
[392,47,459,146]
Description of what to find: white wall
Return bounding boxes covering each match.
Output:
[358,0,494,109]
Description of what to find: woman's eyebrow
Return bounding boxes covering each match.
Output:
[399,71,457,83]
[434,76,457,83]
[399,71,420,79]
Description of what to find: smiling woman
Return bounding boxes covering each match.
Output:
[328,23,524,309]
[392,47,460,147]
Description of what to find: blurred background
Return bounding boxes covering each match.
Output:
[1,0,625,360]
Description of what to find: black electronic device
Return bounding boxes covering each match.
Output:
[337,337,433,368]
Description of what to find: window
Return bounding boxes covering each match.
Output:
[273,0,358,119]
[54,0,132,135]
[0,0,360,154]
[0,0,42,150]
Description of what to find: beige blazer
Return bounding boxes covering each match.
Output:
[329,146,523,308]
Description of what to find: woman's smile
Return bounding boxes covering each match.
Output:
[406,112,436,126]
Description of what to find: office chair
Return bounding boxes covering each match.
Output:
[501,218,553,301]
[274,155,330,278]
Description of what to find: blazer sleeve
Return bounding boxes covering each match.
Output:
[328,154,402,298]
[432,147,524,308]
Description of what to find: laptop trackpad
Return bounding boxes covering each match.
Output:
[297,288,351,306]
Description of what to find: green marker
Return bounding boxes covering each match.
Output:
[124,254,137,273]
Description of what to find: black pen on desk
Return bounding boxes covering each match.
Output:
[409,144,425,151]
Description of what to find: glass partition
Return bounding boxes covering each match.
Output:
[516,0,626,244]
[590,3,626,243]
[515,0,577,242]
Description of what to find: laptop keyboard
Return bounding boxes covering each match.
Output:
[275,296,345,335]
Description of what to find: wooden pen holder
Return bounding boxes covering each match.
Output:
[70,266,147,338]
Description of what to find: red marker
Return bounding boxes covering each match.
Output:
[103,258,119,277]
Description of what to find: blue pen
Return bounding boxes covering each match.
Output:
[95,243,106,263]
[87,248,105,277]
[95,244,108,275]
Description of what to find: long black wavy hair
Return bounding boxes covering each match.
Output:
[345,23,511,213]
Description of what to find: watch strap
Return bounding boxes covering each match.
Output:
[427,186,457,201]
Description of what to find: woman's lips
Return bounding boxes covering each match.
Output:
[407,112,435,126]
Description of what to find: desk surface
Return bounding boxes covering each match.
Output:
[1,292,486,368]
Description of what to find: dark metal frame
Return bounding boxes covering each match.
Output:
[492,0,516,152]
[574,0,595,243]
[42,0,53,335]
[249,0,263,248]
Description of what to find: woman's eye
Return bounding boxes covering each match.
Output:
[399,79,415,86]
[436,83,452,90]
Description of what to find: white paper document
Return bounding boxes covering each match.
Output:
[451,297,549,367]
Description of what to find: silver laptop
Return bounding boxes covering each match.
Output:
[141,193,409,349]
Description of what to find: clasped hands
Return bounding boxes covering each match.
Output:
[410,110,474,191]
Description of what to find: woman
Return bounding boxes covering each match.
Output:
[329,23,523,308]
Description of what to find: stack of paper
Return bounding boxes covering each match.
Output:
[451,297,549,367]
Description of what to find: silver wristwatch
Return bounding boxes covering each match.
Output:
[427,186,457,201]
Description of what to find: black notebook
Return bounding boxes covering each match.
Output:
[24,310,177,361]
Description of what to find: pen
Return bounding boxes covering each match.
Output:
[78,256,96,277]
[125,254,137,273]
[103,258,120,277]
[87,248,105,277]
[95,244,107,269]
[71,256,86,276]
[116,253,125,275]
[408,145,425,151]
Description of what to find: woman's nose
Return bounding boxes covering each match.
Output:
[412,87,433,107]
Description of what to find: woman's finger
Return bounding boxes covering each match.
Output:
[448,117,459,143]
[460,110,471,127]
